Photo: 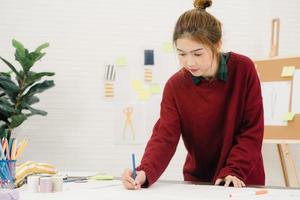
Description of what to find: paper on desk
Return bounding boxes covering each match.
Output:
[19,181,300,200]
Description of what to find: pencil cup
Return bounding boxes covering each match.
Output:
[0,160,16,189]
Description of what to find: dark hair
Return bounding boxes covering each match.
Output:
[173,0,222,56]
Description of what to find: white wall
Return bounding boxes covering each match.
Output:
[1,0,300,187]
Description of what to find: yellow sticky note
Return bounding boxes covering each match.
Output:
[116,57,127,67]
[281,66,295,77]
[138,89,151,101]
[162,42,174,53]
[282,112,295,121]
[149,83,161,94]
[132,80,143,91]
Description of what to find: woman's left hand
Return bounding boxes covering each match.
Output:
[214,175,246,188]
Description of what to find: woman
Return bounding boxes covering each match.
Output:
[122,0,265,189]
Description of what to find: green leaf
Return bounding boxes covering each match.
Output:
[23,104,47,116]
[24,80,54,97]
[23,95,40,105]
[35,52,46,61]
[0,127,8,139]
[15,49,34,73]
[0,97,15,116]
[9,114,27,128]
[12,39,26,57]
[0,75,19,91]
[26,72,55,85]
[35,43,49,53]
[29,52,41,63]
[0,75,19,101]
[12,39,34,73]
[0,56,21,78]
[0,112,9,123]
[0,72,11,78]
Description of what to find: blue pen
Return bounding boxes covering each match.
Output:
[132,153,136,179]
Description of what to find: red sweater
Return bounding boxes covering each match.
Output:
[136,52,265,186]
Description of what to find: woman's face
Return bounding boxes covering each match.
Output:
[176,37,215,77]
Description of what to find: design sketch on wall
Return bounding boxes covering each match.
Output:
[123,106,135,140]
[114,103,146,145]
[104,64,116,99]
[144,49,154,83]
[261,81,291,126]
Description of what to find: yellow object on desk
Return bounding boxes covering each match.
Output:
[89,173,114,180]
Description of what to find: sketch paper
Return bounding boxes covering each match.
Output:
[292,70,300,114]
[261,81,291,126]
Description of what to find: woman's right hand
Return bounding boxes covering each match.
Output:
[121,168,146,190]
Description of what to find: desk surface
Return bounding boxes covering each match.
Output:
[19,179,300,200]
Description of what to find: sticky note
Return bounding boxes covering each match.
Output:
[282,112,295,121]
[281,66,295,77]
[149,83,161,94]
[115,57,127,67]
[162,42,174,53]
[132,80,143,91]
[137,89,151,101]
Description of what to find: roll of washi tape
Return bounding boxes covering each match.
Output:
[39,176,53,193]
[144,68,152,82]
[52,175,63,192]
[27,175,40,193]
[104,82,114,98]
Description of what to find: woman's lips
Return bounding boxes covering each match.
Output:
[189,68,199,73]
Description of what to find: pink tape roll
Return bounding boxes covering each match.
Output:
[39,177,53,193]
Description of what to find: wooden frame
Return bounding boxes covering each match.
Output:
[255,56,300,187]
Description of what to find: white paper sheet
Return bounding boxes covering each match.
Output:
[261,81,291,126]
[20,180,300,200]
[292,70,300,114]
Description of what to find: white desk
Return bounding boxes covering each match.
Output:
[19,179,300,200]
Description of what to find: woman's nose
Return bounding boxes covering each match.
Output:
[186,55,196,66]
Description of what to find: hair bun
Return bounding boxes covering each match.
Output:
[194,0,212,10]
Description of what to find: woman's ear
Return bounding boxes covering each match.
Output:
[216,41,222,51]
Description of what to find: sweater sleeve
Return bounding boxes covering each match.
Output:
[216,59,264,183]
[136,79,181,187]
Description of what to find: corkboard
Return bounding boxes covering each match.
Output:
[255,57,300,140]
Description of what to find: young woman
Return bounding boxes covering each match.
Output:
[122,0,265,189]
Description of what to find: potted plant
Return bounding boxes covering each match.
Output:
[0,39,55,140]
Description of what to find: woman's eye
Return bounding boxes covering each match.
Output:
[194,54,202,57]
[178,53,186,57]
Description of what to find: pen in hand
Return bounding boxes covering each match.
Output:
[132,153,136,180]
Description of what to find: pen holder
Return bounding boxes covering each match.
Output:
[104,64,116,99]
[0,160,16,189]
